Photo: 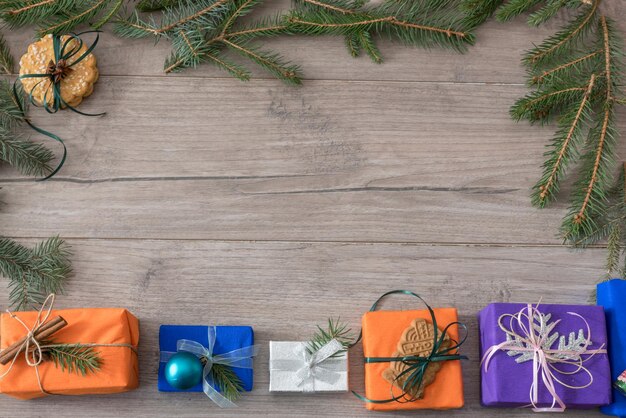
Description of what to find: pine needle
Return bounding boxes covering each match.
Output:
[0,34,14,75]
[116,0,474,83]
[45,343,102,376]
[307,317,353,355]
[0,236,72,311]
[0,0,124,33]
[211,363,244,401]
[0,132,54,177]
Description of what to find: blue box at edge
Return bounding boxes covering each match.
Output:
[598,279,626,417]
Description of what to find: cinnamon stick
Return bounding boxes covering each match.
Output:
[25,319,68,356]
[0,316,67,365]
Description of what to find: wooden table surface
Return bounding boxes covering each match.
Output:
[1,2,625,416]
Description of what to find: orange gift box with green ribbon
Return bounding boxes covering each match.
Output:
[353,290,466,411]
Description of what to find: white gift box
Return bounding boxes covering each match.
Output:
[269,340,349,392]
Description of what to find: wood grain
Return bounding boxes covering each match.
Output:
[0,2,624,417]
[0,239,610,417]
[0,78,623,243]
[2,78,560,181]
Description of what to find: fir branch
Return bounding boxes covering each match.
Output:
[0,34,14,75]
[205,52,251,80]
[38,0,108,36]
[460,0,503,28]
[225,22,287,40]
[220,0,259,36]
[222,39,301,84]
[118,0,474,82]
[1,0,123,32]
[563,106,615,237]
[0,80,27,128]
[495,0,542,22]
[606,221,621,275]
[0,236,72,311]
[44,343,101,375]
[137,0,183,12]
[531,49,603,85]
[113,10,160,38]
[527,0,578,27]
[94,0,125,29]
[307,317,353,355]
[524,2,599,66]
[511,85,587,123]
[155,0,233,35]
[346,33,361,57]
[531,75,595,206]
[358,30,382,63]
[0,128,54,177]
[211,363,244,401]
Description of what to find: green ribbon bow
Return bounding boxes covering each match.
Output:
[13,31,104,180]
[352,290,468,404]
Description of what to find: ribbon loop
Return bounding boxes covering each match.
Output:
[293,339,345,391]
[481,303,607,412]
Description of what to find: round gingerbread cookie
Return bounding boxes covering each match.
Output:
[19,34,99,109]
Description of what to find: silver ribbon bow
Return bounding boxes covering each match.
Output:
[160,326,258,408]
[287,339,345,392]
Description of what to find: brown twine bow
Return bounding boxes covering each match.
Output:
[0,294,137,395]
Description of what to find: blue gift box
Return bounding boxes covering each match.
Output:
[158,325,254,392]
[598,279,626,417]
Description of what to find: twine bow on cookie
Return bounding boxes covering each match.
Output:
[13,31,104,180]
[352,290,468,404]
[160,326,259,408]
[481,303,607,412]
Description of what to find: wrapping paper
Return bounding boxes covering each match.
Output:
[269,341,348,392]
[598,279,626,416]
[158,325,253,392]
[479,303,611,409]
[0,308,139,400]
[362,308,464,411]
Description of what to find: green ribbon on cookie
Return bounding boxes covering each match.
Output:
[13,31,104,181]
[351,289,468,404]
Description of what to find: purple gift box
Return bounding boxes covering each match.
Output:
[478,303,612,409]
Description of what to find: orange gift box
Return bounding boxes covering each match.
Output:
[0,308,139,400]
[362,308,464,411]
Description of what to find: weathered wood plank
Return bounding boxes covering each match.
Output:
[1,77,622,183]
[0,239,608,417]
[0,78,624,243]
[0,175,567,243]
[3,1,623,83]
[3,78,561,181]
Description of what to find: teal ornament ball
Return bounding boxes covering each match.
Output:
[165,352,203,390]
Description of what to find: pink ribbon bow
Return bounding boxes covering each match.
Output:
[481,303,606,412]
